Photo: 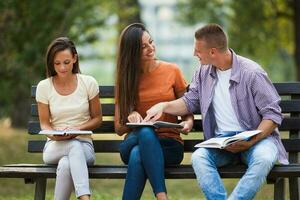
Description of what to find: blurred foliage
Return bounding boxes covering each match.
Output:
[0,0,141,127]
[177,0,297,81]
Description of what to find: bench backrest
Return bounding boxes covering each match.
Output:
[28,83,300,163]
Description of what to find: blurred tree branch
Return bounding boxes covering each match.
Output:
[0,0,141,127]
[177,0,299,81]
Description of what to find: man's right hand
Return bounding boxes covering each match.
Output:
[144,102,166,122]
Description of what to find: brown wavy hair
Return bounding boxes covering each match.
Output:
[115,23,147,125]
[45,37,80,77]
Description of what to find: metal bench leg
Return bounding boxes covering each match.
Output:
[34,178,47,200]
[289,177,300,200]
[274,178,285,200]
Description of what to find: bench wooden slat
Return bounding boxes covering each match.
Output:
[27,117,300,134]
[30,100,300,117]
[28,139,300,153]
[273,82,300,95]
[2,164,300,179]
[31,83,300,99]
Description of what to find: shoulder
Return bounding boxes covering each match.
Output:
[158,61,184,76]
[77,74,98,85]
[36,78,52,101]
[236,55,267,78]
[159,60,180,70]
[37,78,51,90]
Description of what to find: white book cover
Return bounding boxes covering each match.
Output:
[39,130,93,135]
[194,130,261,149]
[126,121,183,129]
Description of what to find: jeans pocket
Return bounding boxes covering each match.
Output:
[119,134,138,164]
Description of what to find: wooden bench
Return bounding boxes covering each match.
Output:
[1,83,300,200]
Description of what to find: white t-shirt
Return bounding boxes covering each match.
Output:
[212,68,244,135]
[36,74,99,139]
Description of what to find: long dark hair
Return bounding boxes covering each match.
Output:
[45,37,80,77]
[116,23,147,125]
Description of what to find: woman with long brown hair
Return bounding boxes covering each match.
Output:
[36,37,102,200]
[115,23,194,200]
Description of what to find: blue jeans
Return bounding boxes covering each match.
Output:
[191,137,278,200]
[119,127,184,200]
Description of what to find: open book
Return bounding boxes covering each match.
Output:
[126,121,183,129]
[194,130,261,149]
[39,130,93,135]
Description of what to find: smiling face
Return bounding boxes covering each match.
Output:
[53,49,77,78]
[193,39,213,65]
[140,31,155,62]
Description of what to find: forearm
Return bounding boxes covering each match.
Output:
[40,122,53,130]
[76,116,102,130]
[181,114,194,123]
[164,98,189,116]
[115,124,131,136]
[250,119,277,144]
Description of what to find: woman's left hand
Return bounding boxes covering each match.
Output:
[178,120,193,135]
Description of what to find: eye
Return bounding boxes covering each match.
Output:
[54,62,60,65]
[149,39,153,44]
[64,60,71,64]
[142,44,147,49]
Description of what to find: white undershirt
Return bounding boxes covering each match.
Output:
[212,68,244,135]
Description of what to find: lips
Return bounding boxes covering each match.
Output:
[147,51,154,57]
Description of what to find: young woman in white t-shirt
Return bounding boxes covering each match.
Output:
[36,37,102,200]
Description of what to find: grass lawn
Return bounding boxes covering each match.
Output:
[0,123,288,199]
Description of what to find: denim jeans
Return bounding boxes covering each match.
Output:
[191,137,278,200]
[119,127,184,200]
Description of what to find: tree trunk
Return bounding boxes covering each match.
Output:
[116,0,141,33]
[294,0,300,80]
[10,89,31,128]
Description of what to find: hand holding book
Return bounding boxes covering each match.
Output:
[194,130,261,149]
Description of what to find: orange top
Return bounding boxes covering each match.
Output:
[135,61,187,143]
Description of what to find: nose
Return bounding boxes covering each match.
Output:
[148,44,155,51]
[58,64,67,70]
[193,49,198,57]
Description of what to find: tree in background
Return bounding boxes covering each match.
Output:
[177,0,300,81]
[115,0,141,32]
[0,0,113,127]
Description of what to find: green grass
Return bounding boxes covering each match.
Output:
[0,124,289,199]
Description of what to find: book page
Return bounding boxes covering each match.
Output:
[126,122,155,128]
[39,130,65,135]
[154,121,183,128]
[39,130,93,135]
[194,130,261,149]
[126,121,183,129]
[233,130,261,139]
[66,130,93,134]
[194,137,229,148]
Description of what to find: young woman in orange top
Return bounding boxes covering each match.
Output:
[115,23,194,200]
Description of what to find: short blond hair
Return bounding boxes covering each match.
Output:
[195,24,228,52]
